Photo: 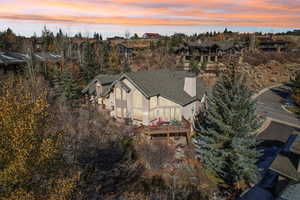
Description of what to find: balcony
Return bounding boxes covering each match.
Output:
[139,119,192,144]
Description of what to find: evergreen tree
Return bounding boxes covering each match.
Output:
[54,71,80,102]
[193,65,262,190]
[189,58,200,75]
[122,61,131,73]
[93,32,100,40]
[291,71,300,107]
[80,42,99,83]
[41,26,55,52]
[132,33,139,39]
[224,28,229,33]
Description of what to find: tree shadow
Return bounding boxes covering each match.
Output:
[74,137,144,199]
[269,87,290,100]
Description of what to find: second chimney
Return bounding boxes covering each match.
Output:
[184,76,196,97]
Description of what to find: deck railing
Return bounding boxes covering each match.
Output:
[143,124,190,135]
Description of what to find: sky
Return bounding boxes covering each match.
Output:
[0,0,300,38]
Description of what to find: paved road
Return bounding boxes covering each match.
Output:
[258,121,300,143]
[256,85,300,127]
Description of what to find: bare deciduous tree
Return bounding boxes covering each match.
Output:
[137,141,175,170]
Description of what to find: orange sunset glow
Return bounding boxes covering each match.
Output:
[0,0,299,36]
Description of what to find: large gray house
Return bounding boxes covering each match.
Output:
[82,69,207,126]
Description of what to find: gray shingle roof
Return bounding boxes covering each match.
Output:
[187,40,245,51]
[82,74,119,94]
[270,154,300,182]
[0,52,62,65]
[0,52,25,64]
[94,74,120,85]
[85,69,207,106]
[278,184,300,200]
[121,69,206,106]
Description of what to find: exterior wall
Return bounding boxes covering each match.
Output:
[182,96,205,121]
[149,96,182,124]
[122,79,149,125]
[97,77,204,126]
[182,101,197,121]
[115,86,127,118]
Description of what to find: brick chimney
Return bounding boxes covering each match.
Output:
[184,76,196,97]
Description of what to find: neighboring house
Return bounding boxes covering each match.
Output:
[257,39,289,52]
[143,33,161,38]
[116,44,133,58]
[173,40,245,71]
[238,132,300,200]
[270,134,300,186]
[82,74,119,106]
[0,52,62,75]
[114,42,150,58]
[82,69,206,126]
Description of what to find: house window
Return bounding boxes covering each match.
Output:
[156,110,161,119]
[122,90,127,100]
[149,110,155,121]
[116,88,122,100]
[116,107,122,118]
[150,97,157,109]
[164,109,170,121]
[170,108,175,120]
[132,90,143,108]
[175,108,181,120]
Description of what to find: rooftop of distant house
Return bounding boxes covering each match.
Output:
[0,52,62,65]
[143,33,161,37]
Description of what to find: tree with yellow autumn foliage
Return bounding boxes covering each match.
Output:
[0,76,77,200]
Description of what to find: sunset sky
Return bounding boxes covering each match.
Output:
[0,0,300,37]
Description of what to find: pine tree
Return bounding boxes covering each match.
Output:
[54,71,80,103]
[193,65,262,190]
[123,60,131,73]
[291,71,300,107]
[80,42,99,83]
[189,58,200,75]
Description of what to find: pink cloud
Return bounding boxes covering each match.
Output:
[0,0,299,29]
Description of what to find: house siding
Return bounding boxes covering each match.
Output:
[98,77,204,126]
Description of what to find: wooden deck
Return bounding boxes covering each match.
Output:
[140,119,191,144]
[143,125,191,135]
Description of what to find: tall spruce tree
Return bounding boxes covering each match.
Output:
[54,71,79,103]
[80,42,99,83]
[291,71,300,107]
[193,65,262,189]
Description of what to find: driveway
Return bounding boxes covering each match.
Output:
[258,121,300,143]
[256,84,300,127]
